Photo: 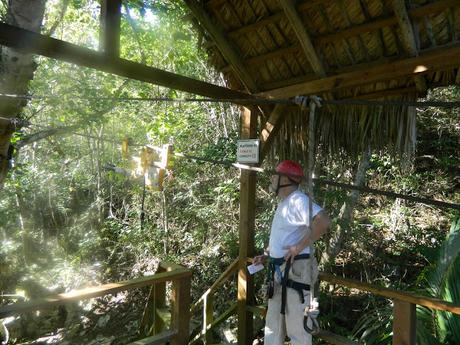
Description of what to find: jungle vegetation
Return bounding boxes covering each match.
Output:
[0,1,459,344]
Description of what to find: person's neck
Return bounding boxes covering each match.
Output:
[278,186,298,200]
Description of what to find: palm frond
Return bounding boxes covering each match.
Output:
[428,218,460,297]
[272,96,417,165]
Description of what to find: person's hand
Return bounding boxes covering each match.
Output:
[253,254,267,266]
[283,245,300,263]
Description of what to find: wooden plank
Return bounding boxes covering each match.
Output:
[128,329,177,345]
[319,272,460,315]
[184,0,259,93]
[0,268,191,318]
[237,107,257,345]
[0,23,256,103]
[99,0,121,56]
[260,104,287,160]
[170,277,191,345]
[257,44,460,98]
[393,300,416,345]
[191,258,238,313]
[280,0,326,77]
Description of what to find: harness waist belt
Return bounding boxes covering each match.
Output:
[267,254,311,315]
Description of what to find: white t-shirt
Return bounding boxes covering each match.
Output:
[268,190,323,258]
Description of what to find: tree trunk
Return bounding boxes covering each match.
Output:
[0,0,46,188]
[322,147,371,265]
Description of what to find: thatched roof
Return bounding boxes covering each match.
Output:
[185,0,460,160]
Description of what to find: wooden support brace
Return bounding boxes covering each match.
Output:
[100,0,121,57]
[280,0,326,77]
[393,300,416,345]
[260,104,287,160]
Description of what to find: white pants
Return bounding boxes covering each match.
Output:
[264,258,318,345]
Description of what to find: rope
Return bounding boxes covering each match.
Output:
[2,93,460,108]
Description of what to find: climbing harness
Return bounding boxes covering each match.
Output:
[266,254,311,315]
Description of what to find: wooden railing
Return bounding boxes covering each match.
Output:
[242,258,460,345]
[189,258,239,345]
[0,262,192,345]
[319,272,460,345]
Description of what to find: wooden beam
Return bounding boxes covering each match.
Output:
[393,300,416,345]
[0,23,256,103]
[257,44,460,98]
[99,0,121,56]
[184,0,259,92]
[279,0,326,76]
[260,104,287,160]
[238,107,257,345]
[392,0,427,93]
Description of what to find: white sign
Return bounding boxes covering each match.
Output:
[237,139,260,163]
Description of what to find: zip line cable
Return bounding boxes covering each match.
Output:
[3,96,458,210]
[2,93,460,108]
[13,122,460,210]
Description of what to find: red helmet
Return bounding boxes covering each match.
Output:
[275,160,304,182]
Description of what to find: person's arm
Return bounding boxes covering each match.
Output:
[284,210,330,263]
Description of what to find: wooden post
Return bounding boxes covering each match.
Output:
[203,293,214,344]
[237,106,257,344]
[393,300,416,345]
[153,266,167,335]
[100,0,121,57]
[171,277,191,345]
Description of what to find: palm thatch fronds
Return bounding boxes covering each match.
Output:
[269,96,417,164]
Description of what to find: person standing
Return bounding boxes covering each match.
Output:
[253,160,330,345]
